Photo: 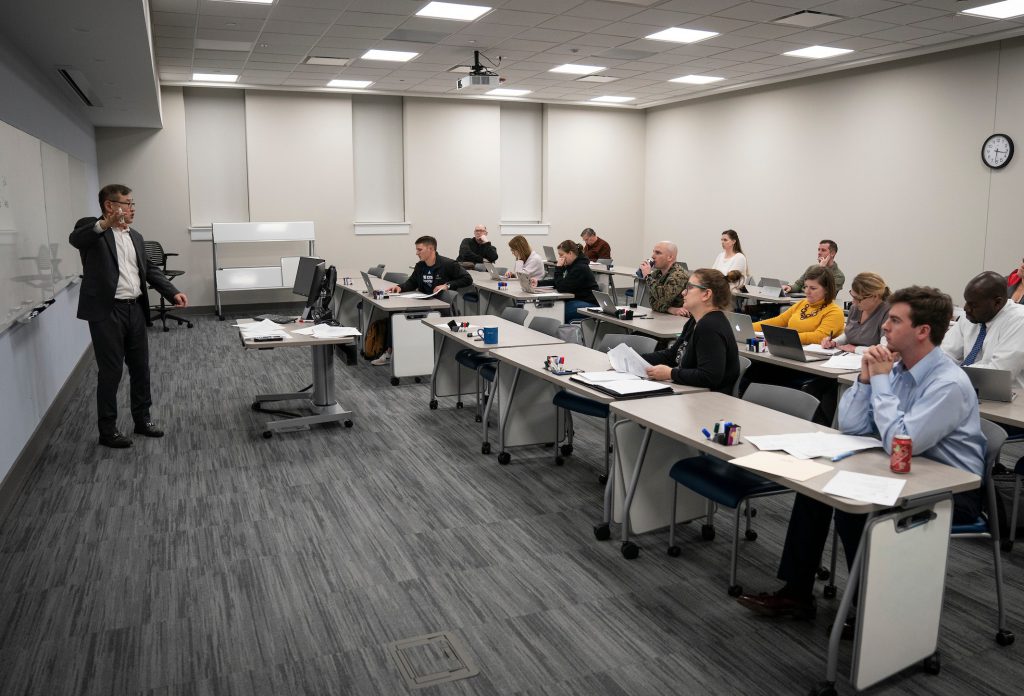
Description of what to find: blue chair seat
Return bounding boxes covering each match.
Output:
[553,390,608,419]
[463,292,480,303]
[951,516,988,535]
[454,348,495,370]
[479,363,497,382]
[669,456,785,508]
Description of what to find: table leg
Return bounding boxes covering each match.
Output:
[619,427,652,559]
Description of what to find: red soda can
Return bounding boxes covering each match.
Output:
[890,434,912,474]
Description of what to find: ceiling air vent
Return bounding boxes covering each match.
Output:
[56,66,102,107]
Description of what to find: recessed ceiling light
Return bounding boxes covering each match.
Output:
[783,45,854,59]
[590,96,634,103]
[328,79,373,89]
[961,0,1024,19]
[670,75,725,85]
[487,88,531,96]
[576,75,618,83]
[192,73,238,82]
[362,49,419,62]
[644,27,719,44]
[416,2,492,21]
[550,64,606,75]
[306,56,350,66]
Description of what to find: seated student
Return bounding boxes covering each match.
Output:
[375,236,471,366]
[457,224,498,268]
[504,234,545,281]
[738,286,985,619]
[643,269,739,393]
[532,240,599,322]
[1008,256,1024,304]
[580,227,611,262]
[753,266,845,345]
[941,270,1024,392]
[783,239,845,293]
[821,272,891,354]
[712,229,748,288]
[638,241,689,315]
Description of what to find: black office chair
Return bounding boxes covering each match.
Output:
[383,271,408,285]
[143,241,192,331]
[368,264,385,278]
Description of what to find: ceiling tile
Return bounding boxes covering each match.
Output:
[153,24,196,39]
[345,0,424,15]
[864,25,939,41]
[732,23,804,39]
[325,25,391,39]
[261,20,328,36]
[269,5,342,24]
[151,11,197,28]
[514,27,585,42]
[813,0,899,16]
[863,5,948,24]
[824,18,897,36]
[715,3,802,23]
[908,31,969,46]
[197,14,264,32]
[539,15,610,32]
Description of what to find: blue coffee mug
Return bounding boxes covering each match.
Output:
[477,326,499,344]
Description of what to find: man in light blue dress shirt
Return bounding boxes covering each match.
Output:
[739,286,985,619]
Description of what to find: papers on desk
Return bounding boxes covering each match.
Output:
[822,470,906,506]
[607,343,652,378]
[745,432,882,460]
[820,352,863,371]
[803,344,842,356]
[401,287,445,299]
[236,319,292,340]
[571,371,673,398]
[293,324,361,338]
[729,451,834,482]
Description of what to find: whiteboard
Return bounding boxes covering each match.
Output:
[216,266,284,290]
[212,221,314,243]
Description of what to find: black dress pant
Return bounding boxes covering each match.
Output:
[88,299,151,435]
[777,489,983,597]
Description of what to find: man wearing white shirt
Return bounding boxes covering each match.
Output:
[941,271,1024,392]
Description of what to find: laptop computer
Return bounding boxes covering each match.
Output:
[543,245,557,263]
[593,290,648,317]
[760,324,831,362]
[964,367,1017,402]
[483,262,507,280]
[759,277,781,288]
[725,311,757,342]
[360,271,377,295]
[517,273,557,294]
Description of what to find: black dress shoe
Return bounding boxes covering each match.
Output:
[737,591,817,620]
[99,432,132,448]
[133,421,164,438]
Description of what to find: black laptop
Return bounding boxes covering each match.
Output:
[760,324,831,362]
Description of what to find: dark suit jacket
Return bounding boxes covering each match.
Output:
[70,216,179,322]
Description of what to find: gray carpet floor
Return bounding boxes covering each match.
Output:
[2,311,1023,695]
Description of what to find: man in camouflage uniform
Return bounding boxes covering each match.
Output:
[639,241,690,315]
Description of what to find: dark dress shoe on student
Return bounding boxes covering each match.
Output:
[99,432,132,448]
[133,422,165,438]
[737,591,817,620]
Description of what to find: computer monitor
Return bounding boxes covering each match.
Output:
[299,260,325,320]
[292,256,325,297]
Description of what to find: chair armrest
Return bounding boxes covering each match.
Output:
[164,252,179,258]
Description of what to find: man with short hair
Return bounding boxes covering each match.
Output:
[456,225,498,267]
[941,270,1024,392]
[70,184,189,448]
[638,241,689,315]
[738,286,985,619]
[580,227,611,262]
[784,239,845,293]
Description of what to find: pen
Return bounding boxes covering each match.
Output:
[831,450,856,462]
[701,428,712,440]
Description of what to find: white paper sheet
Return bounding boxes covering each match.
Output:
[820,353,864,370]
[804,344,842,355]
[575,371,641,383]
[311,325,361,338]
[235,318,284,333]
[607,343,653,378]
[745,432,882,460]
[822,470,906,506]
[729,451,834,482]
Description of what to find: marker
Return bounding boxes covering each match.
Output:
[701,428,712,440]
[831,450,856,462]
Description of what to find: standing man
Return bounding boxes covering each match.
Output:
[457,224,498,268]
[70,185,188,448]
[737,286,985,619]
[580,227,611,262]
[638,241,689,315]
[941,270,1024,392]
[783,239,845,293]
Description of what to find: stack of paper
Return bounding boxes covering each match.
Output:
[745,432,882,460]
[729,451,834,482]
[293,325,361,338]
[235,319,291,340]
[571,371,671,396]
[820,353,863,370]
[822,471,906,506]
[607,343,652,378]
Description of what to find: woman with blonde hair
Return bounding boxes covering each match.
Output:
[821,272,891,353]
[504,234,545,281]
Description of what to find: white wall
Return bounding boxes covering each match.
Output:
[645,40,1022,303]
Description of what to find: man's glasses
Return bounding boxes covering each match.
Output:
[110,200,136,209]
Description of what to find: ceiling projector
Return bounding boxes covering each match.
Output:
[456,50,504,91]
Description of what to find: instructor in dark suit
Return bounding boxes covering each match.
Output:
[70,184,188,448]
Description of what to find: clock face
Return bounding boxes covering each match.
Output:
[982,134,1014,169]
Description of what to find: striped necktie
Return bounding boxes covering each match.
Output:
[962,323,987,366]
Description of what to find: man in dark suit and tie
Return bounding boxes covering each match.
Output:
[70,184,188,448]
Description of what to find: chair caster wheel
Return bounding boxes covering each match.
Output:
[1001,540,1013,552]
[593,524,611,541]
[344,420,353,428]
[808,681,837,696]
[455,401,463,409]
[745,529,758,541]
[727,585,743,597]
[474,415,482,423]
[218,315,225,321]
[996,629,1015,646]
[923,652,940,675]
[390,377,400,386]
[414,377,422,383]
[262,431,272,439]
[251,402,261,411]
[823,585,837,599]
[498,452,511,465]
[163,326,169,333]
[597,474,608,486]
[621,541,640,560]
[667,545,681,557]
[429,400,438,410]
[816,566,831,581]
[701,525,716,541]
[555,456,564,466]
[187,322,194,328]
[560,444,573,456]
[481,442,491,455]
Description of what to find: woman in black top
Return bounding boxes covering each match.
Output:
[534,239,599,322]
[643,268,739,394]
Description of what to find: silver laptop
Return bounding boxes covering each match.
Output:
[360,271,377,295]
[517,273,555,294]
[964,367,1017,402]
[760,324,831,362]
[593,290,647,317]
[725,311,757,342]
[483,262,507,280]
[542,245,557,263]
[760,277,781,288]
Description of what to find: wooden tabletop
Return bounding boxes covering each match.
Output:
[423,315,564,351]
[741,342,862,377]
[579,306,685,339]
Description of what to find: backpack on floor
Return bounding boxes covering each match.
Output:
[362,319,389,360]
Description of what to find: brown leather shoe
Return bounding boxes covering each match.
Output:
[737,591,816,620]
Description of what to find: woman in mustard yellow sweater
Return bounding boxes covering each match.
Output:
[753,266,844,344]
